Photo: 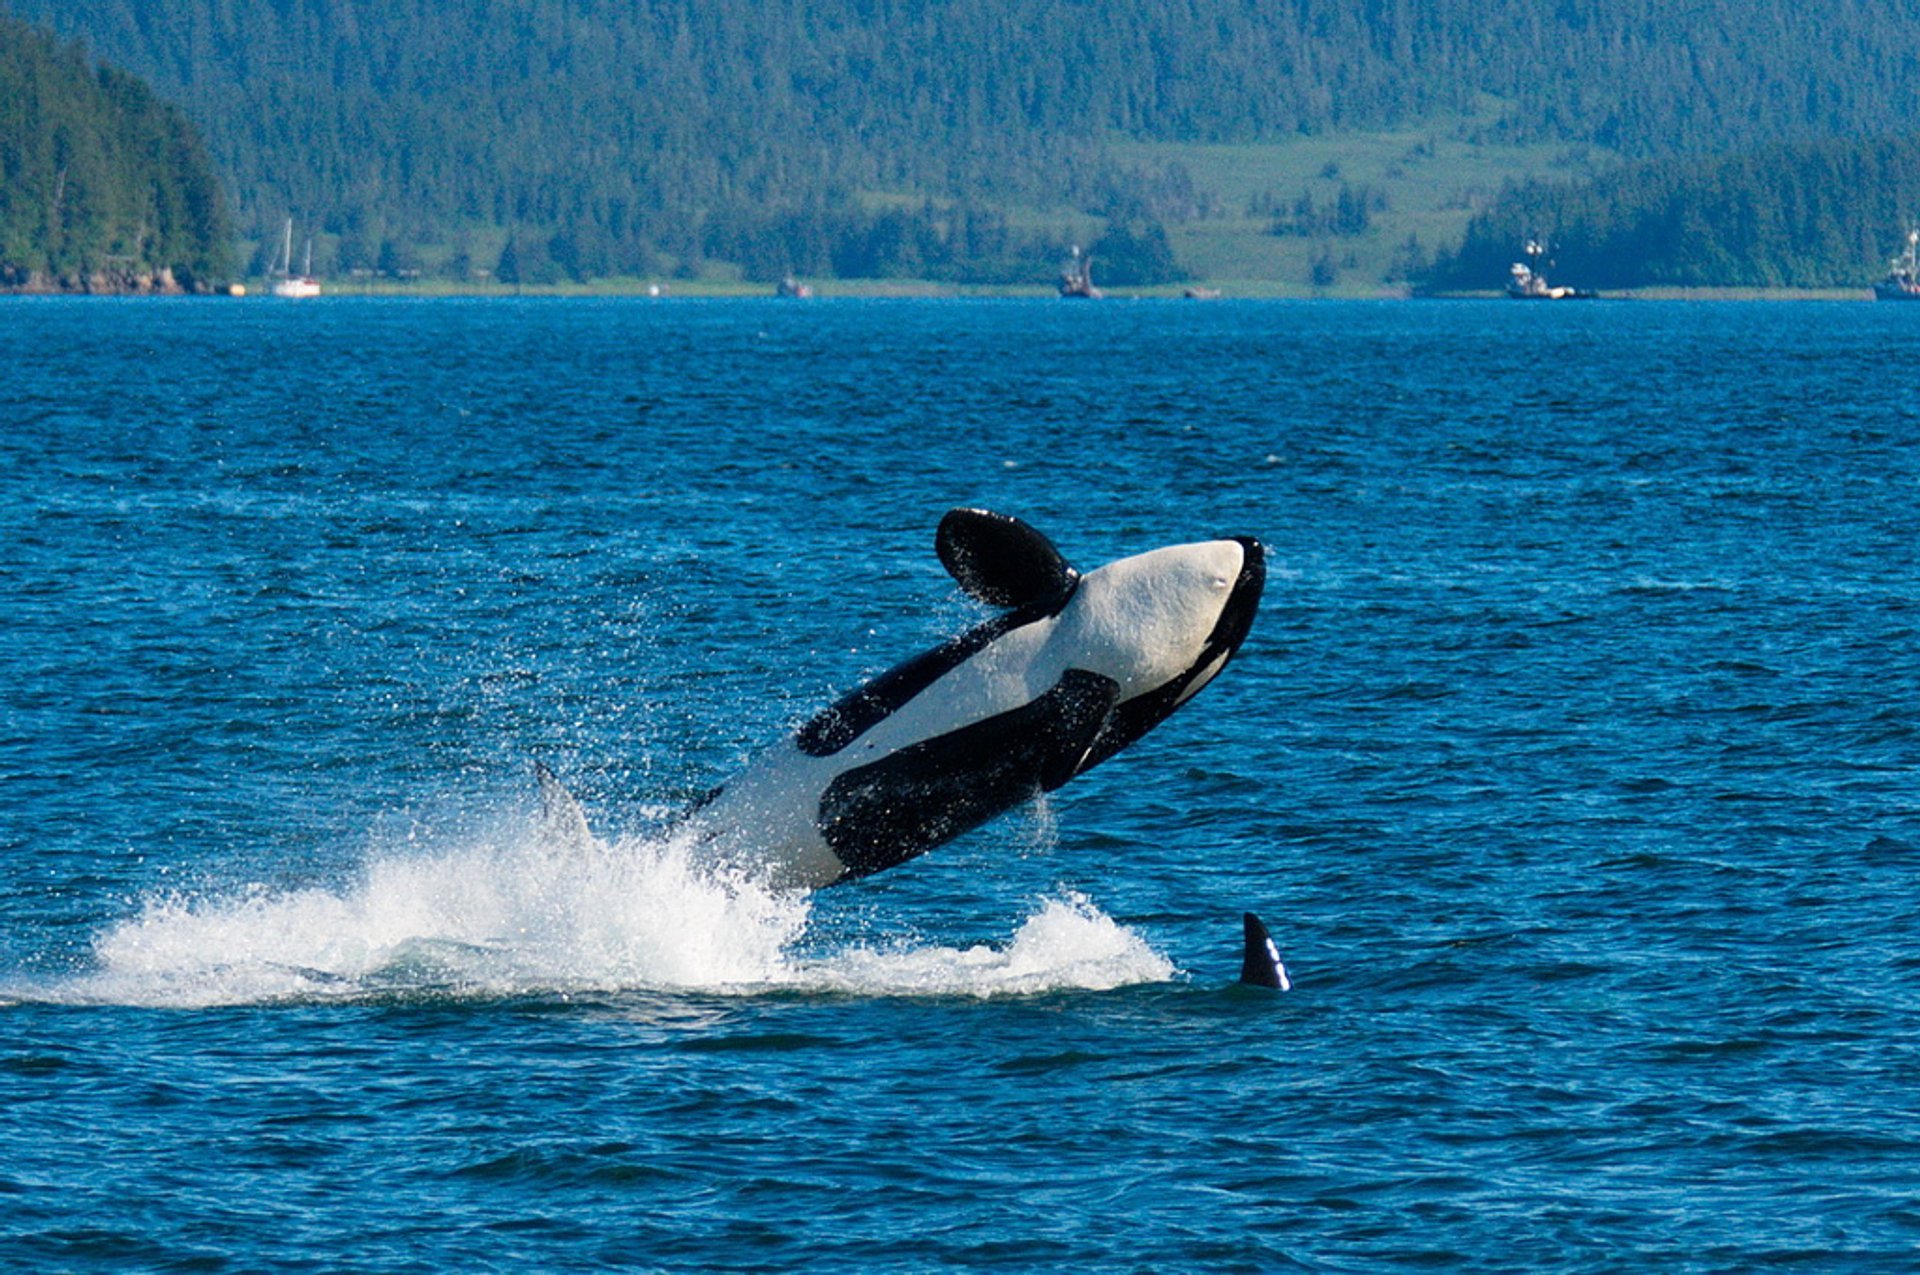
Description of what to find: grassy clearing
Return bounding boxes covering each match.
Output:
[1109,116,1616,295]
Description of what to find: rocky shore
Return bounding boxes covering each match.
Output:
[0,264,218,295]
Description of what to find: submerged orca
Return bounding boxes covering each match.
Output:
[681,508,1266,889]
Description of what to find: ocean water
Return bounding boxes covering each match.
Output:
[2,296,1918,1271]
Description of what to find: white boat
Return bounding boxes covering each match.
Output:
[270,219,322,298]
[1506,238,1596,300]
[1058,245,1102,299]
[1873,228,1920,301]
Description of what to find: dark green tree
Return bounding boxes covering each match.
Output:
[0,15,230,288]
[1089,219,1188,286]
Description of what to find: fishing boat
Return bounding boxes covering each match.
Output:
[270,219,322,298]
[1506,238,1596,300]
[1873,228,1920,301]
[1058,246,1102,299]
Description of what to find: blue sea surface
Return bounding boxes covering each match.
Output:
[2,296,1918,1271]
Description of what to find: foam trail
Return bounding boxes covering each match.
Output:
[36,817,1172,1008]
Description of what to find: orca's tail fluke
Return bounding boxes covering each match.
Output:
[1238,912,1291,990]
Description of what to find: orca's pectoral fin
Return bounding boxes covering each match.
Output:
[533,761,595,851]
[936,508,1079,609]
[818,670,1119,880]
[1036,668,1121,790]
[1239,911,1291,990]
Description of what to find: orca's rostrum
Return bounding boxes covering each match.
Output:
[683,508,1266,890]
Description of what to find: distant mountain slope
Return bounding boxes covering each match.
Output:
[0,14,229,290]
[7,0,1919,282]
[1431,133,1920,290]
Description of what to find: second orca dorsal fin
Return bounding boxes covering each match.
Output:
[533,760,594,851]
[1239,912,1291,990]
[936,508,1079,609]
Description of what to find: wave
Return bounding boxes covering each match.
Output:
[23,814,1172,1008]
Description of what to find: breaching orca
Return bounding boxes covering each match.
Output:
[680,508,1266,889]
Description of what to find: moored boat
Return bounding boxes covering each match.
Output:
[1873,228,1920,300]
[269,219,321,298]
[1058,246,1102,299]
[1506,238,1596,300]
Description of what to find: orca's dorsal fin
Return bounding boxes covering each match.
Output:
[533,761,595,851]
[936,508,1079,609]
[1239,912,1291,990]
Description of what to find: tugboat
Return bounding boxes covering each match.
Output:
[1506,238,1596,300]
[1058,245,1103,299]
[1873,228,1920,300]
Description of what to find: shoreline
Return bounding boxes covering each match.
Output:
[0,280,1886,302]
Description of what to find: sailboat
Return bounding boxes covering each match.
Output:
[270,219,322,298]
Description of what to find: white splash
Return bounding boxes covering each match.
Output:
[796,893,1173,997]
[41,817,1171,1008]
[64,821,804,1008]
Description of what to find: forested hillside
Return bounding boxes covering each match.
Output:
[1431,134,1920,290]
[0,15,229,290]
[7,0,1920,284]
